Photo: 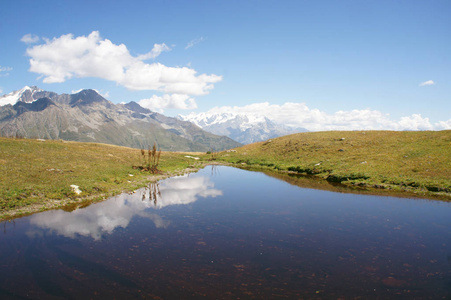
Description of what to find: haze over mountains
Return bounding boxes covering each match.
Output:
[0,86,241,151]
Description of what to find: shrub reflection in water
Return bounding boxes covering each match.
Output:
[0,166,450,299]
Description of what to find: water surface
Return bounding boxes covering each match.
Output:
[1,166,450,299]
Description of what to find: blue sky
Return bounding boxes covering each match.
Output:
[1,0,450,130]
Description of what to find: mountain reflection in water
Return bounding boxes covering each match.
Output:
[28,174,222,240]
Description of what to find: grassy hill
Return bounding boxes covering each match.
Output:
[2,130,450,220]
[0,137,203,219]
[213,130,451,198]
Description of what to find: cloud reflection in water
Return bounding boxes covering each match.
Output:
[28,174,222,240]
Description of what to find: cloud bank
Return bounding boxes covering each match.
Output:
[194,102,450,131]
[24,31,222,110]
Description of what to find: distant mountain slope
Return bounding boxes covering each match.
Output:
[178,112,307,144]
[0,87,241,151]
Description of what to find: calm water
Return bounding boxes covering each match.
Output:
[1,166,450,299]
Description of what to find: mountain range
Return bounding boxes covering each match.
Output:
[0,86,241,152]
[178,112,307,144]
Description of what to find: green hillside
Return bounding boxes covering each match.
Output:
[0,137,203,219]
[214,130,451,198]
[2,131,450,220]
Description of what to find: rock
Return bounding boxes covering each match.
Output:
[184,155,200,160]
[70,184,82,195]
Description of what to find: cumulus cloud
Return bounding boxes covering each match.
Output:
[434,119,451,130]
[419,80,435,86]
[21,33,40,44]
[149,174,222,209]
[185,37,206,49]
[397,114,433,130]
[28,174,222,240]
[190,102,446,131]
[139,93,197,113]
[25,31,221,96]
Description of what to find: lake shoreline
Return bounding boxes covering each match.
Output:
[0,137,210,221]
[2,131,450,221]
[0,165,206,221]
[212,131,451,201]
[230,164,451,201]
[2,161,450,222]
[3,165,450,299]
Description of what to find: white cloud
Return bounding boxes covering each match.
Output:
[435,119,451,130]
[185,37,206,49]
[28,174,221,240]
[139,93,197,113]
[21,33,40,44]
[0,66,12,77]
[396,114,433,130]
[150,174,222,209]
[25,31,221,96]
[419,80,435,86]
[137,43,171,60]
[0,66,12,72]
[192,102,445,131]
[97,90,110,98]
[0,88,3,94]
[29,193,165,240]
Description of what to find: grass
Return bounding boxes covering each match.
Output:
[0,137,204,219]
[1,130,450,219]
[210,130,451,199]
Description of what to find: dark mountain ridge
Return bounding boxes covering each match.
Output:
[0,87,241,151]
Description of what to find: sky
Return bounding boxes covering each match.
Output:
[0,0,450,131]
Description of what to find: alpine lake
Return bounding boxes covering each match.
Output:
[1,166,450,299]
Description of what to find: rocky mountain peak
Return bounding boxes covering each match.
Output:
[69,89,108,107]
[124,101,152,114]
[0,86,43,106]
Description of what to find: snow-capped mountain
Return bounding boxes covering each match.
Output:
[0,86,44,106]
[0,87,241,151]
[178,112,307,144]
